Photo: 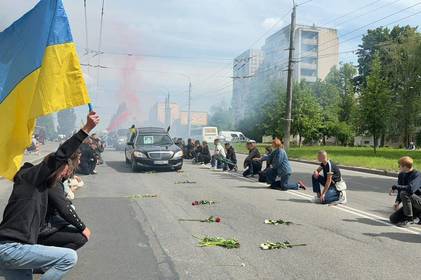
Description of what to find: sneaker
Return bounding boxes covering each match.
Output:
[298,180,307,190]
[311,196,321,203]
[337,191,347,204]
[396,219,414,227]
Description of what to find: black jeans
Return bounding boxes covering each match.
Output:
[390,191,421,223]
[243,160,262,177]
[38,226,87,251]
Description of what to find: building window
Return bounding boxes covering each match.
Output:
[302,31,318,40]
[302,44,318,52]
[301,69,316,77]
[302,57,317,64]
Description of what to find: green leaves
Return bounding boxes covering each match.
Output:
[195,236,240,249]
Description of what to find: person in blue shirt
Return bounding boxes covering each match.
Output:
[264,138,306,190]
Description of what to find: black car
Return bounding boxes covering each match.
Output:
[125,127,183,172]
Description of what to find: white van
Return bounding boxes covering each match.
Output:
[191,127,219,143]
[219,131,248,143]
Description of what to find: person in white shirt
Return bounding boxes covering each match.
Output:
[211,138,226,169]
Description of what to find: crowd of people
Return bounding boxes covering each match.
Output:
[182,136,421,227]
[0,112,100,279]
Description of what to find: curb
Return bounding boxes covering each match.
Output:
[288,158,398,178]
[237,152,398,178]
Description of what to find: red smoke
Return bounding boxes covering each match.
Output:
[106,55,141,132]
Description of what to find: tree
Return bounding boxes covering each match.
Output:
[209,101,234,131]
[57,108,77,136]
[36,114,56,139]
[291,81,323,146]
[357,55,392,153]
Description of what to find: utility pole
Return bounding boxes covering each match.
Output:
[187,82,192,138]
[165,92,171,127]
[284,1,296,150]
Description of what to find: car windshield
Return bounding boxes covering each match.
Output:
[136,134,173,146]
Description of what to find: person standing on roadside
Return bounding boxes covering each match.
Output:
[0,112,99,280]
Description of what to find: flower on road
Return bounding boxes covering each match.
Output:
[260,241,306,250]
[264,219,293,225]
[128,194,158,199]
[179,216,221,223]
[192,200,216,206]
[194,236,240,249]
[175,180,197,184]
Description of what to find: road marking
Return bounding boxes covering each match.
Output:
[211,168,421,235]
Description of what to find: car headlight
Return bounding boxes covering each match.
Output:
[133,151,147,158]
[173,150,183,159]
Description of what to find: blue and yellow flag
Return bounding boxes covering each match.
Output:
[0,0,90,180]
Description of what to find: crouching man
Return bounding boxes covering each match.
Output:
[312,151,347,204]
[0,112,99,280]
[389,156,421,227]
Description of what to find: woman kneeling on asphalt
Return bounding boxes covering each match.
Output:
[0,112,99,280]
[265,138,307,191]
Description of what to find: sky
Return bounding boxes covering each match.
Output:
[1,0,420,131]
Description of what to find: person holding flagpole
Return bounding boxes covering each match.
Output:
[0,112,99,280]
[0,0,95,278]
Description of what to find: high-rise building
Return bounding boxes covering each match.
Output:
[231,49,263,124]
[261,24,338,83]
[231,24,339,123]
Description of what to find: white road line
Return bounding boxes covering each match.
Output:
[214,169,421,236]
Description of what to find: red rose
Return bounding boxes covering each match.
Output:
[215,217,221,223]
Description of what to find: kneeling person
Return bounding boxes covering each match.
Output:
[312,151,346,204]
[0,112,99,279]
[389,157,421,226]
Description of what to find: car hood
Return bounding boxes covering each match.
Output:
[135,144,180,152]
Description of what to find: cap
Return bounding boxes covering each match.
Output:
[247,139,256,144]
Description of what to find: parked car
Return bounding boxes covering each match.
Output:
[219,131,248,143]
[125,127,183,172]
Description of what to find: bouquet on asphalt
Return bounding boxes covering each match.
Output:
[129,194,158,199]
[264,219,293,225]
[194,236,240,249]
[179,216,221,223]
[260,241,306,250]
[175,180,197,184]
[192,200,216,206]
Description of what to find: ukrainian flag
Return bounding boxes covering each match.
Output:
[0,0,90,180]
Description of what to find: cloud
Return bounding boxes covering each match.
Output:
[261,17,284,30]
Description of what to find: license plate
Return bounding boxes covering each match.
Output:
[154,160,168,165]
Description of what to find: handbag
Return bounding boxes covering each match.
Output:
[335,179,347,191]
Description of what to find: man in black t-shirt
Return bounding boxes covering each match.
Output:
[312,150,345,204]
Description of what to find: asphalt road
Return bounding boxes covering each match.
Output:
[0,150,420,280]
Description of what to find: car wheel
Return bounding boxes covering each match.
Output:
[131,158,139,172]
[125,154,130,165]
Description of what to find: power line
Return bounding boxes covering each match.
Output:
[193,8,293,91]
[95,0,106,91]
[319,0,383,27]
[82,48,233,62]
[334,0,404,28]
